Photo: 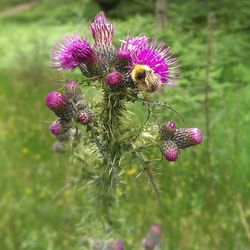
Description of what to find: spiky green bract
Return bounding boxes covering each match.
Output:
[93,45,116,77]
[64,81,83,103]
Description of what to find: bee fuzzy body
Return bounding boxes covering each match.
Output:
[131,64,162,93]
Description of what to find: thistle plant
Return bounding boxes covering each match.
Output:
[45,12,202,220]
[141,224,162,250]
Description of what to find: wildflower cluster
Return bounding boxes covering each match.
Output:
[45,11,202,218]
[160,121,202,161]
[46,81,93,152]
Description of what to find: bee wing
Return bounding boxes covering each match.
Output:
[145,70,162,92]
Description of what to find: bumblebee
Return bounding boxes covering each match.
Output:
[131,64,162,93]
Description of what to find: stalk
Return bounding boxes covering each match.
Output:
[94,87,126,222]
[102,89,125,170]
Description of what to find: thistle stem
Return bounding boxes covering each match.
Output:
[133,148,162,206]
[94,89,126,222]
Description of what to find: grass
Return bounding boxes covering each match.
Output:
[0,1,250,249]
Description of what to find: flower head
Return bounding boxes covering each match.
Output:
[76,109,93,125]
[162,140,179,161]
[160,121,176,140]
[118,35,149,61]
[106,71,123,87]
[46,91,74,120]
[133,40,177,83]
[51,34,93,70]
[49,120,63,136]
[46,92,69,111]
[173,128,203,149]
[89,11,115,46]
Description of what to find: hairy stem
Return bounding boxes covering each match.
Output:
[133,148,162,205]
[96,89,126,222]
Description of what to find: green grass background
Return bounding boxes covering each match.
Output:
[0,0,250,249]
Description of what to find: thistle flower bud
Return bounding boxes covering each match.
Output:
[76,109,93,125]
[49,119,72,140]
[106,71,123,87]
[90,11,115,46]
[160,121,176,140]
[52,141,66,153]
[64,81,82,103]
[46,91,74,120]
[173,128,203,149]
[49,120,63,136]
[115,50,132,72]
[142,224,162,250]
[151,224,161,234]
[162,140,179,161]
[116,50,131,62]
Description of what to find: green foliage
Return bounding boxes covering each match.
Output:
[0,0,250,249]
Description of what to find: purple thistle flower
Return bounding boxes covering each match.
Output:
[116,50,132,62]
[51,34,94,70]
[162,140,179,161]
[106,71,123,87]
[116,36,149,72]
[46,91,74,120]
[89,11,115,46]
[118,35,149,61]
[131,40,179,85]
[173,128,203,149]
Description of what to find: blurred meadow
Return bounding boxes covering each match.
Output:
[0,0,250,249]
